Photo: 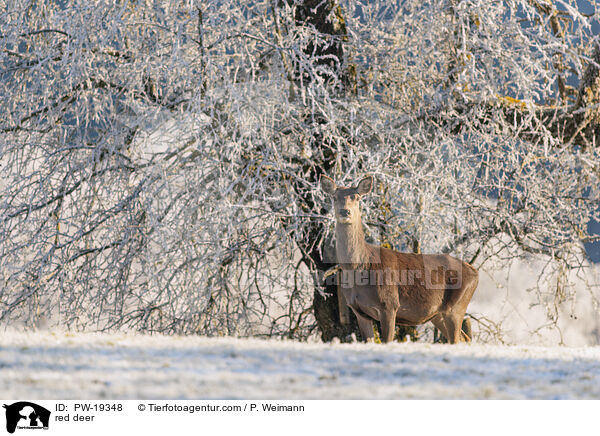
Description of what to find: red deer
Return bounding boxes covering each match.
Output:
[321,175,478,344]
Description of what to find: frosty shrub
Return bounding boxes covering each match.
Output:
[0,0,599,341]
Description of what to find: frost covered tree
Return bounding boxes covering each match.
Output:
[1,0,599,342]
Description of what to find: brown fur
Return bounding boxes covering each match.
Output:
[321,175,479,344]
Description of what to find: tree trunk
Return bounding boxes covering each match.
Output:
[282,0,360,342]
[286,0,418,343]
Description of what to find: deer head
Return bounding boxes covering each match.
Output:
[320,175,373,224]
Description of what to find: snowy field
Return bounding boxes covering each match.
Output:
[1,331,600,400]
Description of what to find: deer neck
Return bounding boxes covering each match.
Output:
[335,216,369,268]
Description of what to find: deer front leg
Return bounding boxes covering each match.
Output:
[353,310,375,343]
[380,309,397,343]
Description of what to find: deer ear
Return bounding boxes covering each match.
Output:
[320,175,336,195]
[356,176,373,195]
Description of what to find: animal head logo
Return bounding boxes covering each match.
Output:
[3,402,50,434]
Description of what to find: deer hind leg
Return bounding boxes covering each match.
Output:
[380,309,397,343]
[442,312,465,344]
[353,310,375,343]
[461,317,472,342]
[431,314,450,343]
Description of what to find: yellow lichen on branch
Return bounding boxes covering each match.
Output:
[496,94,528,110]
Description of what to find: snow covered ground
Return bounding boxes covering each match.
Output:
[1,331,600,399]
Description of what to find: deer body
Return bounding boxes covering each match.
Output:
[321,175,478,344]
